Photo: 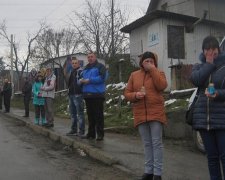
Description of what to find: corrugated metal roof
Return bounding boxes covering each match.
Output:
[120,10,225,33]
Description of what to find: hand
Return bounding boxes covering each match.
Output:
[80,79,90,84]
[204,49,217,64]
[205,88,217,98]
[142,60,155,71]
[135,91,145,100]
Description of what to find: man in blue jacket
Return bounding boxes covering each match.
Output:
[80,51,107,141]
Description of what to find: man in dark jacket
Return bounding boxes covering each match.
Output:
[22,77,32,117]
[2,78,12,113]
[66,57,85,136]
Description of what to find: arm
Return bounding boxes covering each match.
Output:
[124,73,139,102]
[150,68,168,91]
[90,65,107,84]
[190,63,216,87]
[42,76,56,91]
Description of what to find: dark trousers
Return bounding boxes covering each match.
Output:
[34,105,45,119]
[199,130,225,180]
[85,98,104,138]
[0,95,2,109]
[24,96,31,116]
[4,95,11,112]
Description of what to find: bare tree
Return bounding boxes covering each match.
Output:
[0,20,46,86]
[0,57,5,74]
[32,28,82,85]
[70,0,129,60]
[32,28,81,65]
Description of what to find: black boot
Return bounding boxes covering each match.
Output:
[141,173,153,180]
[153,175,162,180]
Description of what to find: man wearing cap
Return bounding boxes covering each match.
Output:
[40,65,56,128]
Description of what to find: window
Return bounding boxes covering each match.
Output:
[167,25,185,59]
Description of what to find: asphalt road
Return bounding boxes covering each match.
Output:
[0,115,133,180]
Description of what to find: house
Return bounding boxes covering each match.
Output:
[121,0,225,90]
[41,53,105,91]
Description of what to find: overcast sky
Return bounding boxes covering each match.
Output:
[0,0,150,56]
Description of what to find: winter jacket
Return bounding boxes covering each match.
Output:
[41,73,56,99]
[22,81,32,97]
[124,67,168,127]
[3,82,12,97]
[32,81,45,106]
[81,61,107,99]
[190,52,225,130]
[68,67,82,95]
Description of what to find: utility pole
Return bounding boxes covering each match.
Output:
[10,34,14,98]
[111,0,115,58]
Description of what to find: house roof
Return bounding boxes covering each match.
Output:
[146,0,158,13]
[120,10,225,33]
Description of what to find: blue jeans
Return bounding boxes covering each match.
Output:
[138,121,163,176]
[69,94,85,135]
[199,130,225,180]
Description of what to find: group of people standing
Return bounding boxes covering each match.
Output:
[124,35,225,180]
[1,36,223,180]
[22,66,56,128]
[66,51,107,141]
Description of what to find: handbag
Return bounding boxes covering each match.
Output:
[185,88,199,125]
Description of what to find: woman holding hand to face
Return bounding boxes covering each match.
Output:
[124,51,168,180]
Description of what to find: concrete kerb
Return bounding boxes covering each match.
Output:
[72,140,119,166]
[1,112,120,167]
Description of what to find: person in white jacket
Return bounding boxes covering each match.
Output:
[40,65,56,128]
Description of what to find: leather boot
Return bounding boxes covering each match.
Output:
[153,175,162,180]
[141,173,153,180]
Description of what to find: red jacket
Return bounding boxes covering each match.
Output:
[124,67,168,127]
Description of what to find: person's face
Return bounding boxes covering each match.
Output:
[71,60,80,69]
[142,58,156,71]
[46,68,52,76]
[87,53,97,64]
[38,76,42,81]
[142,58,155,66]
[4,79,8,83]
[204,48,219,59]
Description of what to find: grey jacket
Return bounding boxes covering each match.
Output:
[41,73,56,99]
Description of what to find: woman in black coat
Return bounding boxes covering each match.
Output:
[190,36,225,180]
[2,78,12,113]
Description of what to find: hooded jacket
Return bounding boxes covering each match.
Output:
[190,52,225,130]
[41,73,56,99]
[124,53,168,127]
[81,61,107,99]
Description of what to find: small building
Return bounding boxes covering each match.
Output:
[121,0,225,90]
